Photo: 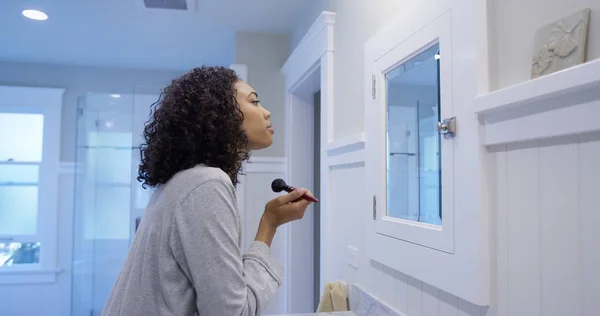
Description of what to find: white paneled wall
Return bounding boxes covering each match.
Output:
[327,134,600,316]
[491,136,600,316]
[241,171,286,315]
[236,157,288,315]
[328,151,485,316]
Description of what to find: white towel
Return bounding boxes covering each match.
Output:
[316,281,349,312]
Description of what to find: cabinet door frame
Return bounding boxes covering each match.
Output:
[365,7,491,306]
[368,10,455,253]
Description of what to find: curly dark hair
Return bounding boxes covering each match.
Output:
[137,66,249,188]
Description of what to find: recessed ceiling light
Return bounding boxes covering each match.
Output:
[22,9,48,21]
[110,94,121,99]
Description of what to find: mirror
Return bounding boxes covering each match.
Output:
[385,43,442,225]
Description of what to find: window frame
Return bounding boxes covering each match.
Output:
[0,86,64,284]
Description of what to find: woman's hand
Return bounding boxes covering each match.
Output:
[264,188,314,227]
[254,188,314,246]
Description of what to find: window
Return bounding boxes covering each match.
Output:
[0,86,64,283]
[0,113,44,267]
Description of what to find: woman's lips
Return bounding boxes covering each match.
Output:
[268,126,275,134]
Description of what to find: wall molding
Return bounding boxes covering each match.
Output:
[327,132,365,152]
[475,58,600,146]
[62,159,286,175]
[282,10,336,309]
[59,162,77,174]
[281,11,335,91]
[327,133,366,167]
[244,157,287,174]
[0,268,62,285]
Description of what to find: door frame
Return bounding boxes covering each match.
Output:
[281,11,336,312]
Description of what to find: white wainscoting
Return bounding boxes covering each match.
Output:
[476,58,600,316]
[490,137,600,316]
[326,135,485,316]
[237,156,287,252]
[236,156,289,315]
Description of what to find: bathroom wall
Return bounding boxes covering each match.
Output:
[0,61,182,162]
[0,31,287,314]
[486,2,600,314]
[488,0,599,90]
[0,62,180,316]
[490,137,600,316]
[292,0,406,140]
[291,0,487,315]
[292,0,600,315]
[235,32,289,157]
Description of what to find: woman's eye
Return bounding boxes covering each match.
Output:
[252,100,261,105]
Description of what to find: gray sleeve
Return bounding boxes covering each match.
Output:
[170,179,283,316]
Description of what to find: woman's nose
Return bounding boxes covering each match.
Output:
[264,108,271,119]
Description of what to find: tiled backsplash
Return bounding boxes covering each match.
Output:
[349,284,403,316]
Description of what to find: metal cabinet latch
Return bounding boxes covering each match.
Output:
[437,117,456,139]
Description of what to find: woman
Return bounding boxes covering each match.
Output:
[103,66,314,316]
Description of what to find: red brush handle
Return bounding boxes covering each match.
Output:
[283,186,319,203]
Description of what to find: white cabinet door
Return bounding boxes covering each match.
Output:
[366,11,454,253]
[364,7,490,306]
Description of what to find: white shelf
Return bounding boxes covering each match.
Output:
[474,58,600,115]
[474,58,600,146]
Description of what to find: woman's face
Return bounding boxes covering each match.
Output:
[235,81,274,150]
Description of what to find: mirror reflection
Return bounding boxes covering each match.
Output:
[385,44,442,225]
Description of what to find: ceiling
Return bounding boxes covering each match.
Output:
[0,0,310,70]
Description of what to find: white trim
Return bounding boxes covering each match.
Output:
[482,100,600,146]
[0,268,61,284]
[326,133,365,152]
[328,150,365,168]
[282,11,336,312]
[247,156,286,164]
[282,12,335,93]
[0,86,65,107]
[327,133,366,167]
[475,59,600,146]
[474,58,600,114]
[59,162,77,174]
[244,157,287,173]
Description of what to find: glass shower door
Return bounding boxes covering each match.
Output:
[72,93,135,316]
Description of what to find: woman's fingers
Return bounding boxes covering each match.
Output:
[276,188,307,205]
